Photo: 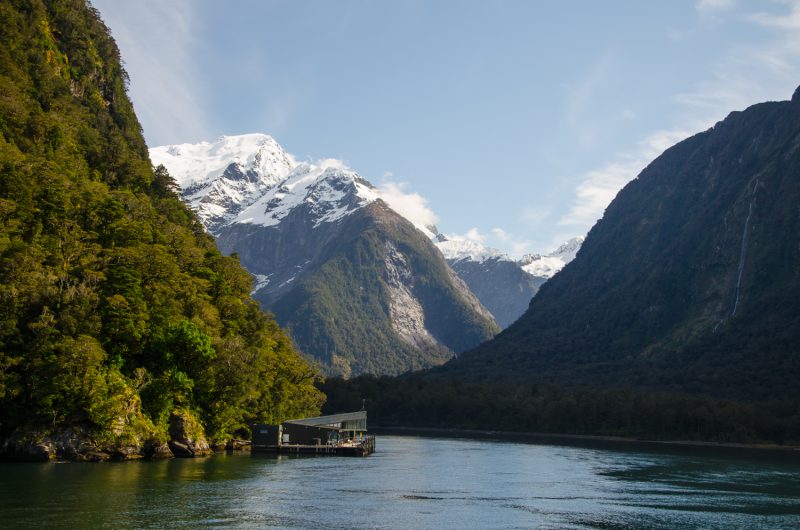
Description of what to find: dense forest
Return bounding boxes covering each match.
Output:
[322,376,800,445]
[0,0,322,459]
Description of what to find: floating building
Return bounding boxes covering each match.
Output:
[252,411,375,456]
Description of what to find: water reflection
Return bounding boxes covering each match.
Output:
[0,436,799,529]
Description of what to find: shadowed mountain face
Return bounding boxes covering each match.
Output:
[437,236,584,328]
[445,257,545,329]
[440,87,800,400]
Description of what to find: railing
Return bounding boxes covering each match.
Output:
[361,435,376,454]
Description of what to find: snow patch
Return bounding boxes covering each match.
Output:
[251,273,271,295]
[519,236,585,278]
[435,236,509,263]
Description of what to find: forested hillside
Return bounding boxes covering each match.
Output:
[0,0,322,459]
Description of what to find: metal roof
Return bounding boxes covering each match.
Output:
[285,410,366,427]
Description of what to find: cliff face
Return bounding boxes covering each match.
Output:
[442,88,800,401]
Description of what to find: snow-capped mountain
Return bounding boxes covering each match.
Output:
[152,133,585,337]
[150,134,498,378]
[432,235,584,328]
[234,159,380,229]
[434,235,509,263]
[150,134,294,233]
[519,236,586,278]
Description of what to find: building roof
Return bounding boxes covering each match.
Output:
[285,410,366,428]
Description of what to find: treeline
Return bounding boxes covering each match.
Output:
[320,375,800,444]
[0,0,322,451]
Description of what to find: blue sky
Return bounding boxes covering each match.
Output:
[93,0,800,256]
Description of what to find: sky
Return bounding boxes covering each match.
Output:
[92,0,800,257]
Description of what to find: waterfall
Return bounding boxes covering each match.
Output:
[730,179,760,318]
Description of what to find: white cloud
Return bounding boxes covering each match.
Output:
[92,0,211,146]
[465,227,485,243]
[559,128,691,228]
[377,181,439,229]
[491,228,509,241]
[444,227,535,259]
[519,205,553,228]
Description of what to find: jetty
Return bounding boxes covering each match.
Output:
[251,411,375,456]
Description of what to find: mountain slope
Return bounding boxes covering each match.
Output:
[214,187,498,377]
[264,201,496,377]
[441,87,800,400]
[0,0,321,458]
[436,236,584,328]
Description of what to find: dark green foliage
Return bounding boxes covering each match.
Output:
[321,376,800,445]
[440,89,800,401]
[0,0,322,446]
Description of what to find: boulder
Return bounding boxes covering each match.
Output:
[226,439,252,451]
[147,442,174,459]
[110,445,145,461]
[168,410,212,457]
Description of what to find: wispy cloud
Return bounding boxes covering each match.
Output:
[559,129,692,228]
[560,0,800,232]
[563,53,613,149]
[696,0,734,13]
[377,180,439,229]
[489,227,534,254]
[92,0,211,146]
[443,226,535,258]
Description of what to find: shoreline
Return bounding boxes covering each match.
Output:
[372,425,800,460]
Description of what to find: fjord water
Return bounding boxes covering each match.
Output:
[1,436,799,529]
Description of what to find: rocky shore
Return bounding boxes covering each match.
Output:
[0,410,252,462]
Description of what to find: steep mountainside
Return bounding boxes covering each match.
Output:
[441,87,800,400]
[154,138,499,377]
[435,236,584,328]
[0,0,321,460]
[263,201,496,377]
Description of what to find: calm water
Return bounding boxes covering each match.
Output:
[1,435,799,529]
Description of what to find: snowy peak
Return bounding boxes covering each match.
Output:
[152,133,293,190]
[519,236,585,278]
[434,235,510,264]
[550,236,585,262]
[150,133,295,232]
[235,161,380,228]
[150,134,421,235]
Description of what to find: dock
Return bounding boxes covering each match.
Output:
[251,411,375,457]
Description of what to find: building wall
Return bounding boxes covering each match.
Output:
[252,424,281,447]
[282,424,334,445]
